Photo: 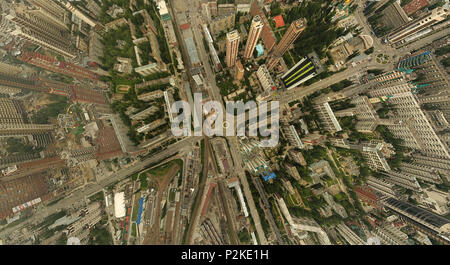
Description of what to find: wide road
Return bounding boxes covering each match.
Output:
[183,0,269,245]
[395,28,450,53]
[0,136,201,240]
[273,59,393,105]
[353,0,396,56]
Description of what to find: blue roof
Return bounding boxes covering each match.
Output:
[136,197,145,225]
[263,172,276,182]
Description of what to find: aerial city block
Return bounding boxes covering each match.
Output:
[0,0,449,247]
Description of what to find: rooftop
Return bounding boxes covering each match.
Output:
[273,15,285,28]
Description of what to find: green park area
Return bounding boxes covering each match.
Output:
[285,0,350,60]
[72,126,84,136]
[131,191,141,222]
[5,137,41,155]
[144,159,183,177]
[89,191,105,203]
[88,226,114,245]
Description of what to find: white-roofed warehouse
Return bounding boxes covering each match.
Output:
[114,192,126,218]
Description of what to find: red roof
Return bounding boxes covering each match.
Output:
[273,15,285,28]
[180,23,190,30]
[403,0,428,15]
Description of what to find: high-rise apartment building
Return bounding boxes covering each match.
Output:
[267,18,306,70]
[134,62,164,76]
[282,125,304,149]
[367,176,397,198]
[272,18,306,58]
[249,0,277,52]
[0,98,55,135]
[387,7,449,45]
[0,98,26,124]
[412,154,450,181]
[360,142,391,172]
[27,0,68,28]
[4,4,77,58]
[314,102,342,133]
[378,170,422,192]
[398,51,450,122]
[382,92,449,159]
[351,96,379,133]
[226,30,240,67]
[399,163,442,184]
[243,15,263,60]
[367,73,450,160]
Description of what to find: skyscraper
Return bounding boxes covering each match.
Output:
[387,7,449,45]
[367,72,450,160]
[27,0,68,28]
[267,18,306,70]
[226,30,240,68]
[4,4,77,58]
[243,15,263,60]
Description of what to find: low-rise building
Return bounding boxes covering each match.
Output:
[420,188,450,215]
[285,163,301,181]
[217,4,236,16]
[235,60,244,81]
[105,18,128,31]
[289,149,307,166]
[209,13,235,36]
[134,62,165,76]
[256,64,276,92]
[114,57,133,74]
[301,133,325,149]
[354,185,381,210]
[137,89,164,101]
[282,125,304,149]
